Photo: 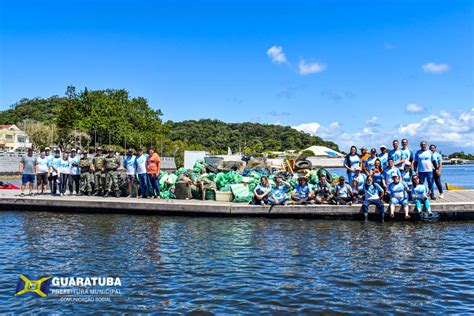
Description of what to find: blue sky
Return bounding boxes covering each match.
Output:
[0,0,472,153]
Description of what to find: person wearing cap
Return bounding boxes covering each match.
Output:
[58,151,71,196]
[146,147,161,199]
[363,148,378,174]
[78,150,93,196]
[350,167,366,203]
[315,175,333,204]
[291,177,313,205]
[123,148,139,198]
[44,147,53,193]
[68,149,81,195]
[135,148,149,198]
[360,147,371,173]
[35,149,50,195]
[400,138,414,170]
[92,147,106,195]
[388,140,405,170]
[333,176,353,205]
[379,145,389,169]
[18,148,35,197]
[388,174,411,219]
[414,141,438,200]
[251,176,272,205]
[360,176,385,222]
[103,147,121,198]
[50,149,62,195]
[268,176,289,205]
[344,146,361,183]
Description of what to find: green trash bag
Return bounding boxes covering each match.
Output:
[193,159,206,173]
[160,191,171,199]
[231,183,252,203]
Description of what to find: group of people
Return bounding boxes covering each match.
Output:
[18,146,162,199]
[251,139,443,221]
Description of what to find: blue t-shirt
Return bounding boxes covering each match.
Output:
[334,183,352,198]
[69,155,81,175]
[372,170,384,186]
[58,158,70,174]
[432,152,442,166]
[272,184,287,200]
[400,147,414,169]
[412,184,428,200]
[352,173,367,191]
[255,184,271,194]
[294,184,311,198]
[379,152,388,169]
[345,154,361,171]
[35,156,50,173]
[135,154,148,174]
[415,149,435,172]
[123,155,137,175]
[317,182,331,194]
[401,170,413,186]
[364,183,384,201]
[51,157,61,175]
[383,167,401,186]
[388,149,403,166]
[364,156,378,172]
[388,181,408,199]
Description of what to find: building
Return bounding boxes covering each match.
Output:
[0,124,32,152]
[300,146,345,168]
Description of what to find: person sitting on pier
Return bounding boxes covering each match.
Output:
[251,176,271,205]
[351,167,366,203]
[291,177,313,205]
[268,176,289,205]
[412,175,432,216]
[401,164,414,201]
[382,158,401,194]
[414,141,438,200]
[333,176,353,205]
[388,174,411,219]
[315,175,333,204]
[344,146,361,183]
[360,176,385,222]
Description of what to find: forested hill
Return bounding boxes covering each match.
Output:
[167,119,339,153]
[0,86,339,154]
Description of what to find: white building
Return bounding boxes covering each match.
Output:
[0,124,32,152]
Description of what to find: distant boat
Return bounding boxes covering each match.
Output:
[445,183,468,190]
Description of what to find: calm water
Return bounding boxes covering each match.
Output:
[1,213,473,313]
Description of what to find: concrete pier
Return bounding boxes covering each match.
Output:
[0,190,473,219]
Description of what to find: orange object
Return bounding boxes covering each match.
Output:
[147,153,161,174]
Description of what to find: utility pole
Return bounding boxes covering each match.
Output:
[94,130,97,149]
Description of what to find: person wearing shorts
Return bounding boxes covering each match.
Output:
[19,148,35,196]
[123,148,139,198]
[388,175,410,219]
[35,150,50,194]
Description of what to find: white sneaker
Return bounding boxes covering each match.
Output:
[439,194,444,199]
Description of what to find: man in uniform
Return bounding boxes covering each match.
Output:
[78,151,93,196]
[104,147,121,198]
[92,147,105,196]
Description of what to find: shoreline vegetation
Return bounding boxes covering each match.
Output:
[0,86,339,165]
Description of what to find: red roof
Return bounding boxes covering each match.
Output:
[0,125,13,129]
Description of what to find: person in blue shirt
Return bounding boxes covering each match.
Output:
[44,147,54,193]
[400,138,414,170]
[291,177,313,205]
[35,150,50,195]
[360,176,385,222]
[430,144,444,199]
[344,146,361,183]
[382,158,401,191]
[123,148,139,198]
[370,158,384,188]
[364,148,378,174]
[333,176,353,205]
[135,148,149,198]
[68,149,81,195]
[315,175,333,204]
[388,140,405,170]
[268,176,289,205]
[414,141,438,200]
[379,145,389,169]
[412,175,432,216]
[400,164,415,201]
[351,167,367,202]
[251,176,272,205]
[49,149,61,195]
[388,175,411,219]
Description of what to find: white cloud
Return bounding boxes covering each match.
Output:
[298,60,326,75]
[406,103,425,113]
[292,108,474,153]
[266,45,287,64]
[366,116,378,126]
[422,62,450,74]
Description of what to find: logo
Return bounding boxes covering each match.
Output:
[15,275,52,297]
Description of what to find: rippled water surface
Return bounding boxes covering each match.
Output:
[1,212,473,313]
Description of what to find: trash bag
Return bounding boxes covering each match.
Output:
[231,183,252,203]
[193,159,206,173]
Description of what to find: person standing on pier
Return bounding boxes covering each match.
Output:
[414,141,438,200]
[136,148,149,198]
[430,144,444,199]
[146,147,161,199]
[58,152,71,196]
[378,145,389,169]
[400,138,414,170]
[103,148,121,198]
[35,150,50,195]
[123,148,139,198]
[19,148,35,197]
[388,140,405,170]
[344,146,361,183]
[78,151,93,196]
[92,147,105,196]
[364,148,378,174]
[44,147,53,193]
[50,149,61,195]
[69,149,81,195]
